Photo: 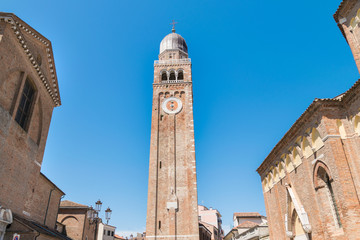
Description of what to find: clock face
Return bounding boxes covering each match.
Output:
[162,97,183,114]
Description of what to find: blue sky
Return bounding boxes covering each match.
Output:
[3,0,359,237]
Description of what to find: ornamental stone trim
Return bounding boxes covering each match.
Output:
[0,15,60,106]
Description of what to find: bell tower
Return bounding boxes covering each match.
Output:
[146,27,199,240]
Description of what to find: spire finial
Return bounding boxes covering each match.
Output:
[170,20,178,33]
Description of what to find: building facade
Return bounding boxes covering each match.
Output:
[145,27,199,240]
[198,205,224,240]
[57,200,98,240]
[97,223,116,240]
[257,1,360,239]
[0,12,67,240]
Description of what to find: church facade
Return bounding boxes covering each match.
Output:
[257,1,360,239]
[145,27,199,240]
[0,12,66,240]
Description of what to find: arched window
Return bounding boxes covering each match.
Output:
[161,71,167,81]
[315,164,342,228]
[336,120,346,139]
[177,70,184,80]
[169,71,176,80]
[291,210,306,237]
[311,128,324,151]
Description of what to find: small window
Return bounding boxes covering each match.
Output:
[104,230,106,235]
[15,79,35,130]
[169,72,175,80]
[178,71,184,80]
[108,230,110,236]
[161,72,167,81]
[111,232,114,236]
[159,220,161,229]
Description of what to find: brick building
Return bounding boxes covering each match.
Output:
[0,12,67,240]
[57,200,97,240]
[145,26,199,239]
[257,1,360,239]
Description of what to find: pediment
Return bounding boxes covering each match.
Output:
[0,12,61,106]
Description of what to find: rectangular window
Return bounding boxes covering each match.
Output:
[104,230,106,235]
[107,230,110,236]
[15,80,35,130]
[111,232,114,236]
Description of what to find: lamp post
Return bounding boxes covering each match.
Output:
[105,207,112,225]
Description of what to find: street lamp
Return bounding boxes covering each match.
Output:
[95,200,102,215]
[105,207,112,225]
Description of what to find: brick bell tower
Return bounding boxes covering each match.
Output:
[146,24,199,240]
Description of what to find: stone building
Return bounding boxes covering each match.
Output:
[199,223,212,240]
[0,12,67,240]
[198,205,224,240]
[257,1,360,239]
[145,26,199,239]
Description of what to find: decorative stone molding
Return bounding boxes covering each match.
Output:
[0,207,13,240]
[0,15,61,106]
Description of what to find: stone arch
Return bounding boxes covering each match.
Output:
[262,177,269,192]
[301,137,313,158]
[177,69,184,80]
[285,154,295,173]
[291,210,306,238]
[160,70,168,81]
[336,119,346,139]
[292,147,302,167]
[353,115,360,135]
[273,167,279,183]
[278,161,286,179]
[169,69,176,80]
[311,128,324,151]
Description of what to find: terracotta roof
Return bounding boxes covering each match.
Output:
[114,235,126,240]
[60,200,88,208]
[257,78,360,175]
[234,221,259,229]
[233,212,262,218]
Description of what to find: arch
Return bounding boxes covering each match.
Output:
[357,8,360,18]
[60,215,79,224]
[161,71,168,81]
[169,70,176,80]
[292,148,302,167]
[311,128,324,151]
[351,17,357,28]
[267,173,273,189]
[278,161,286,179]
[273,167,279,183]
[177,70,184,80]
[262,177,269,192]
[291,210,306,237]
[313,161,332,189]
[314,161,342,228]
[353,115,360,135]
[285,154,295,173]
[301,137,313,158]
[336,119,346,139]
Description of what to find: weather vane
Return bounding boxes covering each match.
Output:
[170,20,178,33]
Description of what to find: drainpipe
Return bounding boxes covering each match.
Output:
[44,189,55,225]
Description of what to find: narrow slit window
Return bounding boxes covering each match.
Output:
[15,79,35,130]
[159,221,161,229]
[159,161,162,169]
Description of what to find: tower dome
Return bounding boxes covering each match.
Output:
[159,32,188,55]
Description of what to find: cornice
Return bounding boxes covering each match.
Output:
[0,13,61,106]
[153,82,192,88]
